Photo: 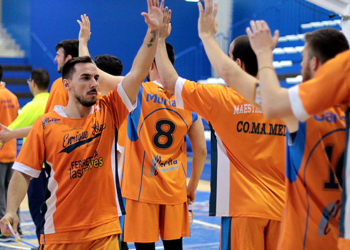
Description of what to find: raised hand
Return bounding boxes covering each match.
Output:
[0,123,12,150]
[159,7,171,40]
[77,14,91,44]
[246,20,279,55]
[142,0,164,31]
[198,0,218,39]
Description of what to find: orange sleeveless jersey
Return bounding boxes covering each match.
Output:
[12,84,133,244]
[121,81,197,205]
[0,84,19,163]
[279,107,346,250]
[175,78,285,219]
[287,50,350,249]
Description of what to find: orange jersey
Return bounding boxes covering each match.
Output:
[121,81,198,205]
[0,84,19,162]
[12,84,133,244]
[117,120,127,153]
[175,78,285,219]
[45,78,67,113]
[279,107,346,250]
[287,50,350,249]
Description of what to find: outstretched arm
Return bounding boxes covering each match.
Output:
[78,14,124,94]
[122,0,164,103]
[155,7,178,93]
[198,0,257,104]
[247,20,293,119]
[0,171,31,236]
[187,117,207,204]
[0,124,32,149]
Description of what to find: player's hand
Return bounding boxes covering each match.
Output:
[142,0,164,31]
[77,14,91,44]
[186,184,197,204]
[159,6,171,40]
[198,0,218,39]
[246,20,279,55]
[0,212,19,236]
[0,123,12,150]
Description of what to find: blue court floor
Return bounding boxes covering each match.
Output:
[0,190,221,250]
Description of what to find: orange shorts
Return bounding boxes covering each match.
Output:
[123,199,190,242]
[339,238,350,250]
[40,234,120,250]
[221,217,281,250]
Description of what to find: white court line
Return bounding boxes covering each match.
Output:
[129,242,220,250]
[193,219,221,229]
[0,242,31,250]
[20,222,34,227]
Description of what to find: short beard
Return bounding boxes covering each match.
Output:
[75,94,97,107]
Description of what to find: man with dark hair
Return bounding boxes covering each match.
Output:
[245,21,349,249]
[229,35,258,77]
[0,68,50,243]
[157,5,286,250]
[0,65,19,242]
[0,1,164,248]
[44,39,79,113]
[78,10,206,250]
[95,54,123,77]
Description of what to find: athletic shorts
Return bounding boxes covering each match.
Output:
[339,238,350,250]
[40,234,119,250]
[220,217,281,250]
[123,199,190,242]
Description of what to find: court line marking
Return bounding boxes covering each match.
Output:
[20,222,34,227]
[193,219,221,229]
[0,242,32,250]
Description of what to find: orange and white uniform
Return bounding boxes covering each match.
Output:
[12,84,134,245]
[279,108,345,250]
[174,77,286,250]
[45,78,67,114]
[287,50,350,249]
[121,81,198,242]
[0,83,19,163]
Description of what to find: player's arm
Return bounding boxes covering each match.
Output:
[186,116,207,204]
[0,124,32,146]
[0,171,31,236]
[197,0,258,105]
[78,14,124,94]
[246,20,294,119]
[121,0,164,103]
[155,7,178,93]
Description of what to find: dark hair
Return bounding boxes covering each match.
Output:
[55,39,79,59]
[94,54,123,76]
[31,68,50,90]
[154,42,175,66]
[0,65,2,82]
[62,56,94,80]
[231,35,258,77]
[305,28,349,64]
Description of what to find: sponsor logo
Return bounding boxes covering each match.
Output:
[69,151,104,179]
[146,93,176,107]
[233,104,263,115]
[43,117,61,129]
[237,121,286,136]
[150,155,179,177]
[60,121,106,154]
[318,200,341,236]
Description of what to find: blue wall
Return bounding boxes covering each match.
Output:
[2,0,31,57]
[231,0,334,40]
[29,0,201,87]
